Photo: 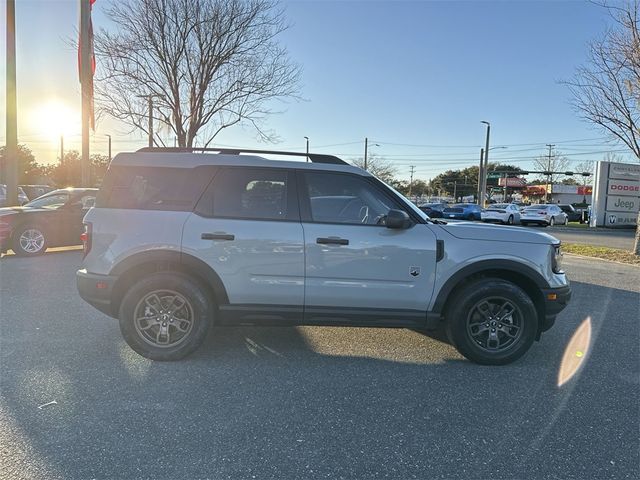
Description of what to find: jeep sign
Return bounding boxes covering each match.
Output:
[591,161,640,228]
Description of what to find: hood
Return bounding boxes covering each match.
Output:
[440,221,559,245]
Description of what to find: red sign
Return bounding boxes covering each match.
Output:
[577,186,593,195]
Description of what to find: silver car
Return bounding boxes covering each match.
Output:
[76,147,571,365]
[520,204,568,227]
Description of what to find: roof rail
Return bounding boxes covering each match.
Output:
[135,147,348,165]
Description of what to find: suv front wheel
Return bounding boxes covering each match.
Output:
[445,278,537,365]
[119,273,212,361]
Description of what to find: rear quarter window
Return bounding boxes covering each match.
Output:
[96,165,216,211]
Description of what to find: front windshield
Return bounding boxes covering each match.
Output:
[24,192,69,209]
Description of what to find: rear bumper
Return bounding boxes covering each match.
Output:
[540,284,572,331]
[77,269,118,317]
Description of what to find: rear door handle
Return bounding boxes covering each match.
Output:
[316,237,349,246]
[202,233,235,241]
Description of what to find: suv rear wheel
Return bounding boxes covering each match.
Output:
[445,278,537,365]
[119,273,212,360]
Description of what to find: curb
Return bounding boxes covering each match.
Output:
[564,252,640,268]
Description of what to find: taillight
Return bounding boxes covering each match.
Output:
[81,223,92,257]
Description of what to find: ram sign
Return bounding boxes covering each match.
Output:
[591,161,640,228]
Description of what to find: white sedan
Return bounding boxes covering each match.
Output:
[481,203,521,225]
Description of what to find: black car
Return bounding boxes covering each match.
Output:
[558,204,582,222]
[418,202,446,218]
[0,188,97,256]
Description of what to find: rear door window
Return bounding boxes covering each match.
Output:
[195,167,298,221]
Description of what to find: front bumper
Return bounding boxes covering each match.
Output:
[540,284,572,331]
[77,269,118,317]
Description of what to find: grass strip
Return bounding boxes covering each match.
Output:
[563,243,640,266]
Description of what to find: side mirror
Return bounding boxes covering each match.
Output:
[385,209,412,229]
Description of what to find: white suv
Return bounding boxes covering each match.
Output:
[77,148,571,365]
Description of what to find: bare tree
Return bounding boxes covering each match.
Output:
[350,154,398,184]
[532,149,571,184]
[94,0,301,147]
[564,1,640,158]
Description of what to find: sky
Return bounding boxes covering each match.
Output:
[0,0,634,181]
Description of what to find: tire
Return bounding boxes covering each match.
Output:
[12,225,47,256]
[119,273,213,361]
[506,215,514,225]
[549,217,555,226]
[445,278,538,365]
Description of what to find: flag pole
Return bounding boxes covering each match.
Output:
[80,0,91,186]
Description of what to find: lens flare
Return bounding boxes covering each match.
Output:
[558,316,592,387]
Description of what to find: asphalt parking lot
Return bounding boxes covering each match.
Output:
[1,251,638,480]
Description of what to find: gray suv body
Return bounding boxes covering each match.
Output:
[77,148,571,364]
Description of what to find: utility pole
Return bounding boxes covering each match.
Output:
[477,148,484,206]
[105,134,112,161]
[545,144,555,203]
[138,94,163,148]
[453,180,457,201]
[5,0,18,205]
[60,135,64,162]
[408,165,416,198]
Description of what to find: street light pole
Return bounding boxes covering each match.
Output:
[480,121,491,207]
[5,0,18,204]
[477,148,484,206]
[364,137,368,170]
[304,136,309,162]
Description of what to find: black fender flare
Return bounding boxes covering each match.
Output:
[431,259,549,314]
[109,250,229,305]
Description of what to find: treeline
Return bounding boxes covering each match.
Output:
[0,144,109,187]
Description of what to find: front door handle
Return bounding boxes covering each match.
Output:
[202,233,235,241]
[316,237,349,246]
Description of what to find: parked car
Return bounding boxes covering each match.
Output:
[0,184,29,207]
[481,203,521,225]
[418,202,446,218]
[558,204,582,222]
[76,147,570,365]
[19,184,55,202]
[520,204,568,227]
[0,187,98,256]
[442,203,482,220]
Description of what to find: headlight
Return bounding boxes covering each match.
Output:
[552,244,563,274]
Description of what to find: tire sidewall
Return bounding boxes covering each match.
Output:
[507,215,514,225]
[119,273,212,361]
[12,224,47,256]
[445,279,537,365]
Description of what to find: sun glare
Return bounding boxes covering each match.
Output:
[30,100,79,140]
